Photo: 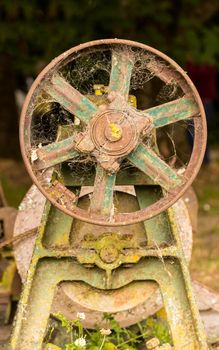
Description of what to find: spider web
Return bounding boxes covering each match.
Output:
[30,43,194,182]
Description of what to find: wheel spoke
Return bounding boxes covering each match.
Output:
[45,74,98,123]
[108,50,134,100]
[89,165,116,216]
[48,180,77,209]
[127,144,182,191]
[143,97,199,128]
[32,136,79,170]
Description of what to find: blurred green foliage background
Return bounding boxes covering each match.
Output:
[1,0,219,74]
[0,0,219,157]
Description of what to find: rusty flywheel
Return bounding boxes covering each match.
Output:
[20,39,207,225]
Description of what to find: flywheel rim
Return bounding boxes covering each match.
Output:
[20,39,207,226]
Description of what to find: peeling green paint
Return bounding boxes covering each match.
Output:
[47,74,97,124]
[90,165,116,215]
[146,97,199,128]
[128,144,182,190]
[109,50,134,100]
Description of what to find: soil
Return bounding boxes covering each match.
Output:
[191,160,219,293]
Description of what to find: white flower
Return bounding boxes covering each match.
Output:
[76,312,85,320]
[74,337,86,347]
[100,328,111,336]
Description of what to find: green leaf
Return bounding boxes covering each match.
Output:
[103,342,117,350]
[52,312,73,334]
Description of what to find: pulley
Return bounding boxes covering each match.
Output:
[11,39,208,350]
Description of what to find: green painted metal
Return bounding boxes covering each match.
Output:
[61,166,154,186]
[9,184,208,349]
[89,165,116,215]
[108,50,134,101]
[135,188,208,348]
[145,97,199,128]
[127,143,182,190]
[35,136,79,170]
[12,48,208,349]
[42,206,73,246]
[11,259,104,349]
[113,258,204,349]
[46,74,98,124]
[78,232,140,282]
[135,186,172,246]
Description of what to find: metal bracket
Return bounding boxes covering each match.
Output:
[9,186,208,349]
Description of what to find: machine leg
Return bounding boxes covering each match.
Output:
[10,259,104,350]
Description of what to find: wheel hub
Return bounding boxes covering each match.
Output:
[90,109,137,156]
[74,104,153,172]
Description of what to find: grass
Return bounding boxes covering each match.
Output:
[191,162,219,291]
[0,176,29,208]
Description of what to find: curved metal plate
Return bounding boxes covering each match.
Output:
[13,185,193,327]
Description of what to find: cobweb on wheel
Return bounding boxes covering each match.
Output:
[30,43,194,180]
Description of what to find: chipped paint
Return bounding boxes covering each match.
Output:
[13,39,208,350]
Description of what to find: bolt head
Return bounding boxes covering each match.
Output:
[100,245,119,263]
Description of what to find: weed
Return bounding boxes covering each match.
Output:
[45,312,172,350]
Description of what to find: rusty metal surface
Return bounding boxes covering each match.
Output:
[13,185,46,281]
[10,182,210,349]
[74,102,151,173]
[12,39,208,350]
[13,185,193,328]
[19,39,207,226]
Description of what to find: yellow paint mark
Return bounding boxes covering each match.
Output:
[128,255,141,263]
[109,123,122,139]
[128,95,137,108]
